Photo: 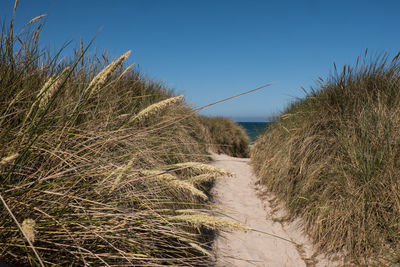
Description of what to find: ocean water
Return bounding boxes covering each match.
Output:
[238,122,270,142]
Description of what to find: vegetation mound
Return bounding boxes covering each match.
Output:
[0,7,246,266]
[251,54,400,265]
[201,117,250,158]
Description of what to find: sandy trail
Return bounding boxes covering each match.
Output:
[211,153,332,267]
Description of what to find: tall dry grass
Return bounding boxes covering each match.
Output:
[251,53,400,265]
[201,116,250,158]
[0,5,244,266]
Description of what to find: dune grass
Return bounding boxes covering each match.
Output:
[251,53,400,265]
[201,116,250,158]
[0,6,246,266]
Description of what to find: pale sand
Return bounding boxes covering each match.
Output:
[211,153,335,267]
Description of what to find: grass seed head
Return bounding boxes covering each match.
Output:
[172,162,232,176]
[168,179,208,200]
[172,214,248,231]
[27,14,47,25]
[189,242,212,257]
[86,50,131,97]
[119,63,134,79]
[0,153,19,166]
[21,219,36,243]
[141,170,208,200]
[188,173,218,186]
[130,95,184,123]
[38,67,70,109]
[111,159,135,191]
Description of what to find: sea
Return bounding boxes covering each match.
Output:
[237,122,271,142]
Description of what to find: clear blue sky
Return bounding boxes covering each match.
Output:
[2,0,400,121]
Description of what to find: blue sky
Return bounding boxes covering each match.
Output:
[2,0,400,121]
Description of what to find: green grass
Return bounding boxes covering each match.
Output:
[0,5,246,266]
[251,53,400,265]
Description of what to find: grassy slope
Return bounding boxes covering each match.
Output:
[251,55,400,265]
[0,11,247,266]
[201,116,250,158]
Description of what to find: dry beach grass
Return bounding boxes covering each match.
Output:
[252,53,400,265]
[0,4,250,266]
[200,117,250,158]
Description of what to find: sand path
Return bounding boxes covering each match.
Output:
[211,153,332,267]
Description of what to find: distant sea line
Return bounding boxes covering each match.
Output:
[237,122,270,142]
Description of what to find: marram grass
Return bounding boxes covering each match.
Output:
[0,153,19,166]
[0,6,249,266]
[188,173,218,187]
[172,214,249,231]
[170,161,233,176]
[141,170,209,201]
[251,53,400,265]
[37,67,70,109]
[129,95,184,123]
[21,219,36,243]
[201,116,250,157]
[85,50,131,98]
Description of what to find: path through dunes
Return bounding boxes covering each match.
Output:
[211,153,333,267]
